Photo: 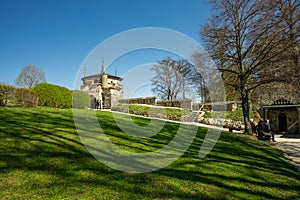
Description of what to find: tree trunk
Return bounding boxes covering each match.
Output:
[241,91,251,134]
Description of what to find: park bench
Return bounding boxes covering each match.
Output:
[258,131,271,141]
[262,132,272,140]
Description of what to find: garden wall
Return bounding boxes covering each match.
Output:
[156,99,192,110]
[119,96,157,105]
[119,97,192,110]
[192,101,242,111]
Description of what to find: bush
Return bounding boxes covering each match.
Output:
[34,83,72,108]
[15,88,38,107]
[72,90,90,109]
[203,109,256,122]
[0,84,38,107]
[0,84,14,106]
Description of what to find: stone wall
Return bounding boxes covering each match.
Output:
[192,101,242,111]
[198,117,244,130]
[156,99,192,110]
[251,83,300,111]
[119,97,192,110]
[103,89,123,109]
[119,96,157,105]
[110,89,123,109]
[103,89,111,109]
[266,107,299,134]
[119,97,245,112]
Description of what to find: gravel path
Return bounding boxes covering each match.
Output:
[273,135,300,172]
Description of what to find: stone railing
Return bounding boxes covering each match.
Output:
[119,96,157,105]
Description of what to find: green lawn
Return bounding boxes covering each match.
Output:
[113,103,191,119]
[203,109,259,122]
[0,107,299,199]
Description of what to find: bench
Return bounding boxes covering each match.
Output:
[258,131,271,140]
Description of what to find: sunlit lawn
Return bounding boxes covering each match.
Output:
[0,107,299,199]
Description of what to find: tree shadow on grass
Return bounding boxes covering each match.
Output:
[0,107,299,199]
[161,131,300,199]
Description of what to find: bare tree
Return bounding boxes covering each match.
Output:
[192,52,225,103]
[198,0,299,133]
[275,0,300,88]
[151,57,182,100]
[16,65,46,88]
[250,0,300,108]
[151,57,200,100]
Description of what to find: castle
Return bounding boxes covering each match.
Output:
[80,60,123,109]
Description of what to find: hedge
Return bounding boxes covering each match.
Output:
[1,83,91,109]
[72,90,90,109]
[0,84,38,107]
[33,83,72,109]
[0,84,14,106]
[15,88,38,107]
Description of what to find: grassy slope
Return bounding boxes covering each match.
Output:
[114,103,191,118]
[0,107,299,199]
[203,109,257,122]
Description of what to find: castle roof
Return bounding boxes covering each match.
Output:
[81,73,123,81]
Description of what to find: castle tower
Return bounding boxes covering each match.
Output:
[101,58,108,88]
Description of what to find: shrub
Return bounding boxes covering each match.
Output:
[34,83,72,108]
[0,84,38,107]
[0,84,13,106]
[72,90,90,109]
[15,88,38,107]
[203,109,256,122]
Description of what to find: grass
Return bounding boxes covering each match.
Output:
[0,107,299,199]
[114,103,191,118]
[203,109,258,122]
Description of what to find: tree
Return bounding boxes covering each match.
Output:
[151,57,182,100]
[198,0,299,133]
[16,65,46,88]
[275,0,300,89]
[192,52,221,103]
[151,57,199,100]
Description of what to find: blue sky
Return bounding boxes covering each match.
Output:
[0,0,211,97]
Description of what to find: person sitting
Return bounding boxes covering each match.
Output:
[250,118,257,135]
[264,119,276,142]
[257,118,265,140]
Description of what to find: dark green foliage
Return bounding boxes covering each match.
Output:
[72,90,90,109]
[34,83,72,108]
